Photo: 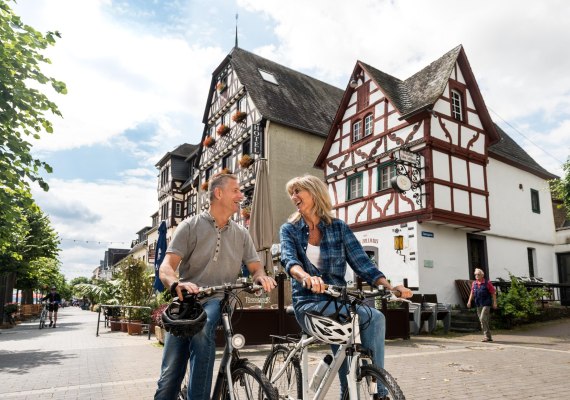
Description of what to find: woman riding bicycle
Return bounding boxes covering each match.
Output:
[280,174,412,398]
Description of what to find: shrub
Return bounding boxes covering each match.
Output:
[497,273,549,327]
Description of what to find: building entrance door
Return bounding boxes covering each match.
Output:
[557,252,570,306]
[467,234,488,279]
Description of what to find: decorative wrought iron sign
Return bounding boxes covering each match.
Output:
[391,147,424,207]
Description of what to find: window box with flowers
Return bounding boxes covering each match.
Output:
[241,206,251,220]
[216,81,227,93]
[232,111,247,123]
[217,124,230,136]
[203,136,216,147]
[201,181,209,191]
[239,154,253,168]
[220,167,232,175]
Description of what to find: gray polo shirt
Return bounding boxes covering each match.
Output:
[167,211,259,287]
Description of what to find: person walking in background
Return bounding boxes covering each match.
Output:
[154,173,276,400]
[41,286,61,328]
[467,268,497,342]
[280,174,412,398]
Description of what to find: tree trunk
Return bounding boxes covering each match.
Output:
[1,272,16,324]
[22,288,34,304]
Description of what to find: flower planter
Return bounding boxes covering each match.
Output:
[217,125,230,136]
[203,136,216,147]
[120,320,128,332]
[241,208,251,220]
[216,82,227,93]
[239,155,253,168]
[127,320,143,335]
[232,111,247,123]
[110,318,121,331]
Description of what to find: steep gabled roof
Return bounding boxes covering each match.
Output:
[155,143,198,168]
[490,124,558,180]
[316,45,500,167]
[203,47,344,137]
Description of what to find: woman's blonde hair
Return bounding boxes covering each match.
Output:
[285,174,334,224]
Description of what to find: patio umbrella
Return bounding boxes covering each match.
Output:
[248,158,274,275]
[153,220,167,292]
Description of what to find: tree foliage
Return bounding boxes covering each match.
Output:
[550,157,570,219]
[0,0,66,251]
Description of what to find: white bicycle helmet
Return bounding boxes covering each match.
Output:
[304,304,360,345]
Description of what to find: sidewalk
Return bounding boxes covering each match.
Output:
[1,306,569,399]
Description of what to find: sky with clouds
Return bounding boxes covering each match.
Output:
[12,0,570,280]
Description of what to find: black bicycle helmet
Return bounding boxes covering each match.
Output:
[162,294,207,338]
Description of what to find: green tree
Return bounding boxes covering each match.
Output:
[0,0,67,251]
[551,157,570,219]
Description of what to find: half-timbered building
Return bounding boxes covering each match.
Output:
[315,45,558,304]
[196,47,343,258]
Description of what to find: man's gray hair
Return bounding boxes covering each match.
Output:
[209,173,238,201]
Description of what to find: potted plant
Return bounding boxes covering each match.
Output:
[241,206,251,220]
[220,167,232,175]
[217,124,230,136]
[203,136,216,147]
[232,111,247,123]
[216,81,227,93]
[239,154,253,168]
[201,180,209,191]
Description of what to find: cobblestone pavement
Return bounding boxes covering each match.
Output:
[1,307,569,399]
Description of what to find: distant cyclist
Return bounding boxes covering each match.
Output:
[41,286,62,328]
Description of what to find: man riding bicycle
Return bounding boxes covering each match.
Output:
[41,286,62,328]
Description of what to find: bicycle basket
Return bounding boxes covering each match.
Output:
[162,294,207,338]
[304,299,359,345]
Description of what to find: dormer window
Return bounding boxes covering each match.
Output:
[259,69,278,85]
[451,89,463,121]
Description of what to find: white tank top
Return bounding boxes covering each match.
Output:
[306,243,322,270]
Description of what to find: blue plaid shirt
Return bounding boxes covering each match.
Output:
[280,218,385,307]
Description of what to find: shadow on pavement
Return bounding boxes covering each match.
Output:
[0,349,76,374]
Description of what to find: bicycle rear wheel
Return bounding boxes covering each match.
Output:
[262,344,301,400]
[221,360,278,400]
[341,364,405,400]
[39,312,46,329]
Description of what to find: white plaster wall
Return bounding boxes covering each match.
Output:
[387,112,400,130]
[434,184,452,211]
[456,64,465,84]
[432,151,450,181]
[487,158,555,242]
[470,162,485,190]
[374,117,384,133]
[370,90,382,104]
[345,104,356,120]
[453,188,469,214]
[471,193,487,218]
[335,179,347,203]
[451,156,468,185]
[416,223,470,305]
[466,89,475,109]
[467,111,483,130]
[485,235,557,283]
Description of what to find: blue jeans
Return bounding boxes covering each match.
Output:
[295,301,386,395]
[154,299,221,400]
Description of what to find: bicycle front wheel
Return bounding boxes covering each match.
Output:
[221,360,278,400]
[262,344,301,400]
[341,364,405,400]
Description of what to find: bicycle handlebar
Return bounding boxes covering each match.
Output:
[179,279,264,301]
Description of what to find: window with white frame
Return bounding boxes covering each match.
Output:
[378,163,396,191]
[175,202,182,217]
[364,114,373,137]
[347,173,363,200]
[353,120,362,142]
[451,89,463,121]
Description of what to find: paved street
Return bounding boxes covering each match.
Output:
[1,306,569,399]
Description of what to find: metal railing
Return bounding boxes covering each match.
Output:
[96,304,152,340]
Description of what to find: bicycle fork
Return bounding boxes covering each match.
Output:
[211,312,237,400]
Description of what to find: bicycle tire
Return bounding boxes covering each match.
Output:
[341,364,405,400]
[262,344,302,400]
[220,360,278,400]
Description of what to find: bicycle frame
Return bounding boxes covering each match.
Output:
[210,310,240,400]
[268,286,394,400]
